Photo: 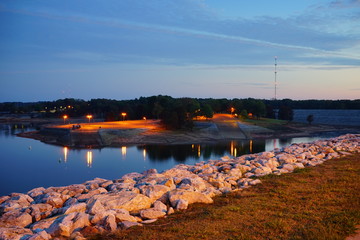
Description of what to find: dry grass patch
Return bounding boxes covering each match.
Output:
[91,154,360,240]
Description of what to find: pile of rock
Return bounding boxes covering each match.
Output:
[0,134,359,239]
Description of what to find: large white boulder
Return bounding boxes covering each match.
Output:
[86,192,152,212]
[139,184,170,202]
[168,189,213,208]
[0,227,33,240]
[0,210,33,228]
[140,208,166,219]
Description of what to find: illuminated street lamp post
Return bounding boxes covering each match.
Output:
[121,112,127,121]
[230,107,235,115]
[63,115,68,124]
[86,115,93,123]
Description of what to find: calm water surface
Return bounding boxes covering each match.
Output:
[293,109,360,126]
[0,124,342,196]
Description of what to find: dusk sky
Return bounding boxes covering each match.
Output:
[1,0,359,102]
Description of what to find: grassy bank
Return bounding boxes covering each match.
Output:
[91,153,360,240]
[242,117,302,132]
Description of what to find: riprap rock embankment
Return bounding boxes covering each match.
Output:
[0,134,359,239]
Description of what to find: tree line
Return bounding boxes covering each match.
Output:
[264,99,360,110]
[0,96,359,129]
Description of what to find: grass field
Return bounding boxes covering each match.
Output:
[91,153,360,240]
[242,117,296,131]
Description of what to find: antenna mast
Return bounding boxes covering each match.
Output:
[274,56,278,100]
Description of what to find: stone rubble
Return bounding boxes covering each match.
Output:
[0,134,359,239]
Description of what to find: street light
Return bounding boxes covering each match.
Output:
[121,112,127,121]
[230,107,235,115]
[86,115,93,123]
[63,115,68,124]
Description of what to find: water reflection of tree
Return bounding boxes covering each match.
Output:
[279,138,293,146]
[249,140,266,154]
[137,140,266,163]
[0,124,35,137]
[137,145,196,162]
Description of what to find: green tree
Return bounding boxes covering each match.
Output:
[240,109,248,119]
[201,104,213,119]
[243,98,266,119]
[152,102,164,119]
[278,105,294,122]
[265,104,275,118]
[180,98,200,119]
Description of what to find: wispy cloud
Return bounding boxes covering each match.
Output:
[297,0,360,36]
[56,51,112,62]
[1,0,360,68]
[1,1,360,101]
[0,68,94,75]
[3,4,359,65]
[242,82,272,90]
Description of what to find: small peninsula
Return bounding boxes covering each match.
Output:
[17,114,360,148]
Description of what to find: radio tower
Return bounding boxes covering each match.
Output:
[274,56,278,100]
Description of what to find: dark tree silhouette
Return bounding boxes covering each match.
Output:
[201,104,213,119]
[2,97,360,129]
[307,114,314,125]
[278,105,294,122]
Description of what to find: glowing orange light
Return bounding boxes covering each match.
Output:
[86,115,93,122]
[143,117,146,120]
[63,115,68,124]
[121,112,127,121]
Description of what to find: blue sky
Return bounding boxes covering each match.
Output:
[0,0,359,102]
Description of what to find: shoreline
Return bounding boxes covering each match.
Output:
[0,134,359,239]
[17,123,360,149]
[17,127,357,148]
[13,114,360,149]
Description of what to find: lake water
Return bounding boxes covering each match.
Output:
[0,124,346,196]
[293,109,360,126]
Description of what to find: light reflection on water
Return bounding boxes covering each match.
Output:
[57,137,326,169]
[0,124,341,196]
[63,147,68,163]
[121,146,127,160]
[266,137,307,151]
[86,151,93,168]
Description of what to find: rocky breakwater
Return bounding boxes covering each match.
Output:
[1,134,359,240]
